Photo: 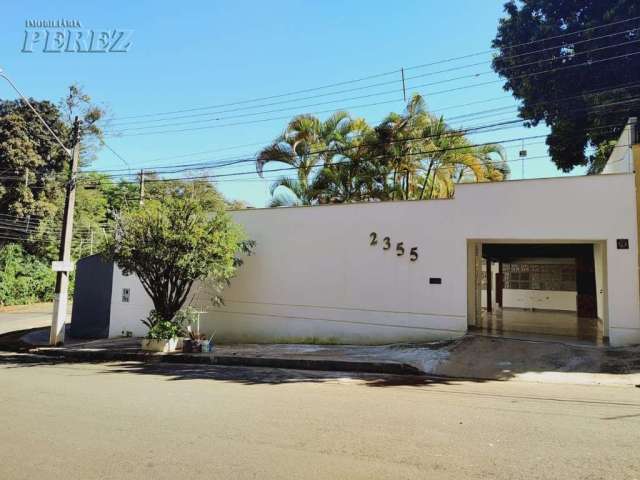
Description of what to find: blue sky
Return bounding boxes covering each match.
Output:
[0,0,588,207]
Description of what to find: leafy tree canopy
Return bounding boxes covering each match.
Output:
[103,192,253,322]
[0,85,106,254]
[0,99,69,220]
[491,0,640,172]
[0,243,54,306]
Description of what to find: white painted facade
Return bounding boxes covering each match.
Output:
[602,118,637,175]
[107,172,640,346]
[108,268,153,338]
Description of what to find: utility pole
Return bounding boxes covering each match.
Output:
[139,168,145,205]
[0,68,76,345]
[49,117,81,345]
[519,140,527,180]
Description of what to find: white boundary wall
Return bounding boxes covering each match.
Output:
[109,268,153,338]
[602,120,636,175]
[109,173,640,346]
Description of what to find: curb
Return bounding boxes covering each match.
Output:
[26,347,424,376]
[0,327,46,352]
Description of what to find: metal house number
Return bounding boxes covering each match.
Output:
[369,232,418,261]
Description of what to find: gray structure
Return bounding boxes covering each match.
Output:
[69,254,114,339]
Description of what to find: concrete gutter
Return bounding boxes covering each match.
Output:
[2,328,640,385]
[26,346,424,376]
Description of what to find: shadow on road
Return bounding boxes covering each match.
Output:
[98,360,481,387]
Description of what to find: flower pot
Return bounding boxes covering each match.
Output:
[141,338,179,352]
[182,338,201,353]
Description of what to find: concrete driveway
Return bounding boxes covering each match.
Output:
[0,303,70,335]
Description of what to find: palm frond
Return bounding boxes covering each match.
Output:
[256,143,297,177]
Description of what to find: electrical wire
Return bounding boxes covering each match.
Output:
[81,123,630,189]
[107,34,640,132]
[105,49,640,138]
[84,98,640,182]
[89,81,640,173]
[111,16,640,121]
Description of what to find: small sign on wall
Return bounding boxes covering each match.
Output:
[616,239,629,250]
[122,288,130,303]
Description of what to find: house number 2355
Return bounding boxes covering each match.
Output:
[369,232,418,261]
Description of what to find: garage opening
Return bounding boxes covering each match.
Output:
[468,242,606,344]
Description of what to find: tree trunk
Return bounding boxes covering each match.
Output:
[419,159,435,199]
[405,170,410,199]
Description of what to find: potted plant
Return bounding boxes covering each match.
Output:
[175,307,211,353]
[141,310,185,352]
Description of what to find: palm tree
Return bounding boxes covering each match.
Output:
[256,111,360,206]
[453,143,509,184]
[267,176,319,207]
[369,94,433,199]
[257,94,509,205]
[415,140,509,200]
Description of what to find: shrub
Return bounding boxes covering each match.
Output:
[0,243,55,306]
[146,319,185,340]
[103,195,253,322]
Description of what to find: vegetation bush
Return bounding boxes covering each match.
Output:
[103,193,254,323]
[144,310,186,340]
[0,243,55,306]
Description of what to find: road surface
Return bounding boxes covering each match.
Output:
[1,358,639,479]
[0,303,70,335]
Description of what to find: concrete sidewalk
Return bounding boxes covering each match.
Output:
[21,331,423,375]
[7,327,640,386]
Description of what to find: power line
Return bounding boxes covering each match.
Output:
[110,16,640,121]
[87,97,640,180]
[408,49,640,102]
[106,39,640,133]
[107,27,640,130]
[92,80,640,172]
[7,85,636,188]
[98,137,131,172]
[105,49,640,138]
[91,118,531,180]
[82,122,629,188]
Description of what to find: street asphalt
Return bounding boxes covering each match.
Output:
[1,357,639,479]
[0,302,69,335]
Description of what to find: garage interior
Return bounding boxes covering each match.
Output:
[470,243,606,344]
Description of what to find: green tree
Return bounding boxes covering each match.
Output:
[103,193,253,322]
[256,111,364,206]
[0,243,55,306]
[0,100,69,221]
[491,0,640,172]
[257,94,509,205]
[370,95,508,200]
[369,94,434,199]
[0,85,106,254]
